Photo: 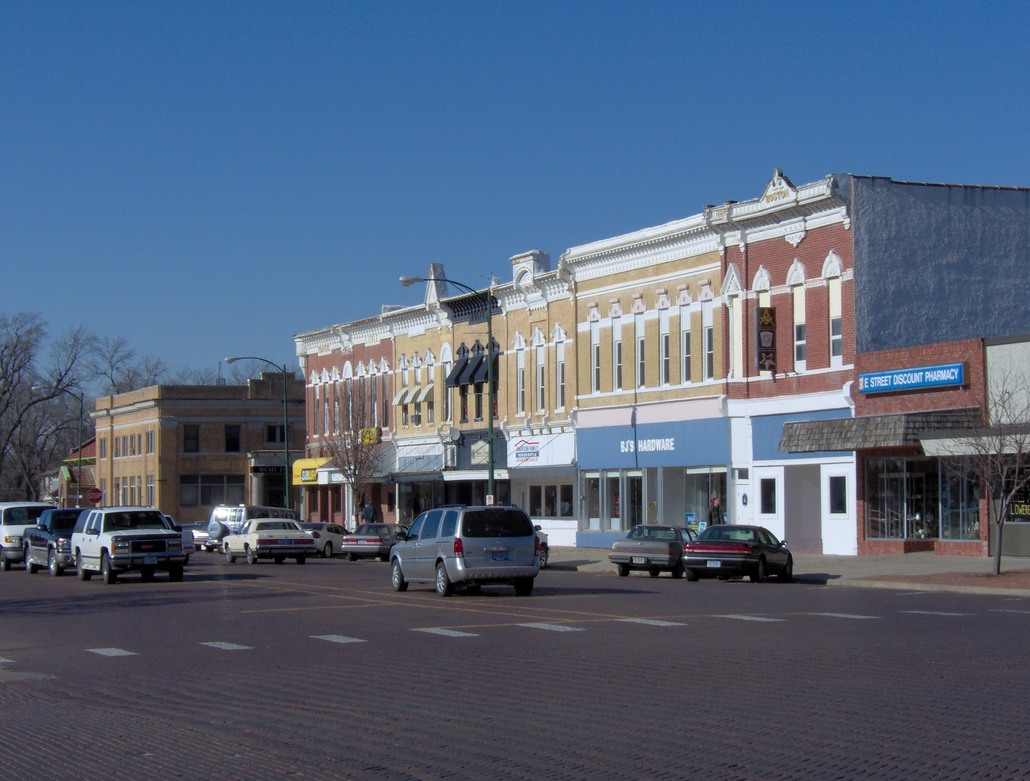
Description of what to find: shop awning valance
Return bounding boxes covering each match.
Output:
[779,409,977,453]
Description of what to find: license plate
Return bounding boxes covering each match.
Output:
[144,555,157,565]
[706,560,722,568]
[632,556,647,564]
[280,539,292,545]
[492,551,508,561]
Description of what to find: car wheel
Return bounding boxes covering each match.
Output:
[779,557,794,583]
[76,552,92,581]
[25,547,38,574]
[649,568,661,578]
[183,555,190,567]
[513,577,534,596]
[346,553,357,562]
[225,545,236,564]
[435,562,454,597]
[49,548,63,577]
[750,557,766,583]
[617,563,629,577]
[322,542,333,559]
[246,547,258,565]
[671,562,684,579]
[139,566,155,582]
[1,553,10,571]
[168,563,184,582]
[101,551,117,585]
[685,568,699,582]
[391,559,408,592]
[296,555,306,565]
[539,546,549,569]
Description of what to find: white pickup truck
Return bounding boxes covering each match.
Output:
[71,507,186,584]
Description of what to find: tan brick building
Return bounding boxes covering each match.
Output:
[92,374,305,523]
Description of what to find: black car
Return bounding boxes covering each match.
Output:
[682,524,792,583]
[23,507,87,576]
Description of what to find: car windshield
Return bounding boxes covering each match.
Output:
[104,511,169,531]
[48,511,83,532]
[353,524,389,536]
[629,526,676,540]
[255,521,298,531]
[3,506,50,524]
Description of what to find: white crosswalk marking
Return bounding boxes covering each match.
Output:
[312,635,366,644]
[617,618,686,627]
[0,657,15,664]
[414,628,479,638]
[715,615,785,622]
[520,623,585,632]
[87,648,138,657]
[901,611,972,616]
[809,613,881,620]
[200,641,252,650]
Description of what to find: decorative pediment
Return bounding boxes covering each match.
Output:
[530,328,546,347]
[752,266,771,292]
[587,303,601,322]
[655,289,671,310]
[608,298,623,318]
[760,167,798,207]
[551,324,567,342]
[822,250,843,278]
[721,265,742,297]
[786,259,806,287]
[512,332,526,350]
[630,294,646,314]
[676,284,692,306]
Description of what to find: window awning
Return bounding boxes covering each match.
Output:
[392,387,409,406]
[407,386,421,404]
[779,409,977,453]
[415,384,434,403]
[458,355,483,385]
[471,354,495,384]
[445,358,468,387]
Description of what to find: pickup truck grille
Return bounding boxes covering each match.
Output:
[130,538,172,554]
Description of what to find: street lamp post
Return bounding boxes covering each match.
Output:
[34,385,84,507]
[224,356,292,510]
[400,274,496,502]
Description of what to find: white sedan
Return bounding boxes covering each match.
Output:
[223,519,318,565]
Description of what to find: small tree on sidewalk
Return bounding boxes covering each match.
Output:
[320,376,384,525]
[931,372,1030,576]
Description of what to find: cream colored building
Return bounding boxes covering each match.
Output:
[92,374,305,523]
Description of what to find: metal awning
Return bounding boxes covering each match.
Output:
[779,409,977,453]
[445,358,468,387]
[392,387,409,406]
[458,356,483,385]
[471,354,495,384]
[414,385,434,403]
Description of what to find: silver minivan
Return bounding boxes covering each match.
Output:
[390,505,540,596]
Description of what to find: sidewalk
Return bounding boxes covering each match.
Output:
[545,546,1030,597]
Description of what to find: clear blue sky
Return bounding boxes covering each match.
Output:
[3,1,1028,377]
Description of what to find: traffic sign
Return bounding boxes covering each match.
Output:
[86,487,103,504]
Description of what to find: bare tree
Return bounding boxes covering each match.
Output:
[87,335,167,394]
[932,371,1030,576]
[320,377,386,525]
[0,314,95,500]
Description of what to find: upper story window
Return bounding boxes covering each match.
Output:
[680,305,692,384]
[635,313,646,388]
[793,284,807,372]
[516,348,526,415]
[702,302,714,381]
[184,424,200,453]
[590,321,600,394]
[536,344,546,411]
[659,309,670,386]
[555,341,566,411]
[612,317,623,391]
[829,275,843,367]
[225,424,241,453]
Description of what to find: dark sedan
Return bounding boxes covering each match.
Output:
[341,523,406,562]
[682,524,792,583]
[609,524,691,578]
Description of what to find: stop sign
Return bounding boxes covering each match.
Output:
[86,487,103,505]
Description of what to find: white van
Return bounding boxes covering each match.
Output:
[0,502,57,570]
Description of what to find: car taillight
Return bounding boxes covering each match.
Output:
[257,538,277,546]
[310,531,321,538]
[535,535,541,555]
[688,543,750,554]
[453,537,464,558]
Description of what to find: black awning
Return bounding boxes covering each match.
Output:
[458,355,483,386]
[470,354,497,384]
[445,358,468,387]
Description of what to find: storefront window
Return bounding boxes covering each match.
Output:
[606,475,621,531]
[684,470,726,528]
[585,474,600,530]
[626,473,643,526]
[865,457,946,540]
[940,460,980,540]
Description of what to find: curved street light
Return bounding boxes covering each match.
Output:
[225,356,293,510]
[400,274,496,501]
[33,384,85,507]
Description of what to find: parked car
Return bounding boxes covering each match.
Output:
[681,524,793,583]
[23,507,85,576]
[389,505,540,597]
[301,522,348,558]
[179,522,211,552]
[164,515,194,565]
[71,507,186,584]
[535,525,550,569]
[206,504,297,544]
[1,502,55,570]
[608,524,691,578]
[341,523,406,562]
[223,519,318,565]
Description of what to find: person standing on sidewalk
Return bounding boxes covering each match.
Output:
[708,494,722,525]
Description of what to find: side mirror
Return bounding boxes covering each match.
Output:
[780,539,788,547]
[534,524,542,531]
